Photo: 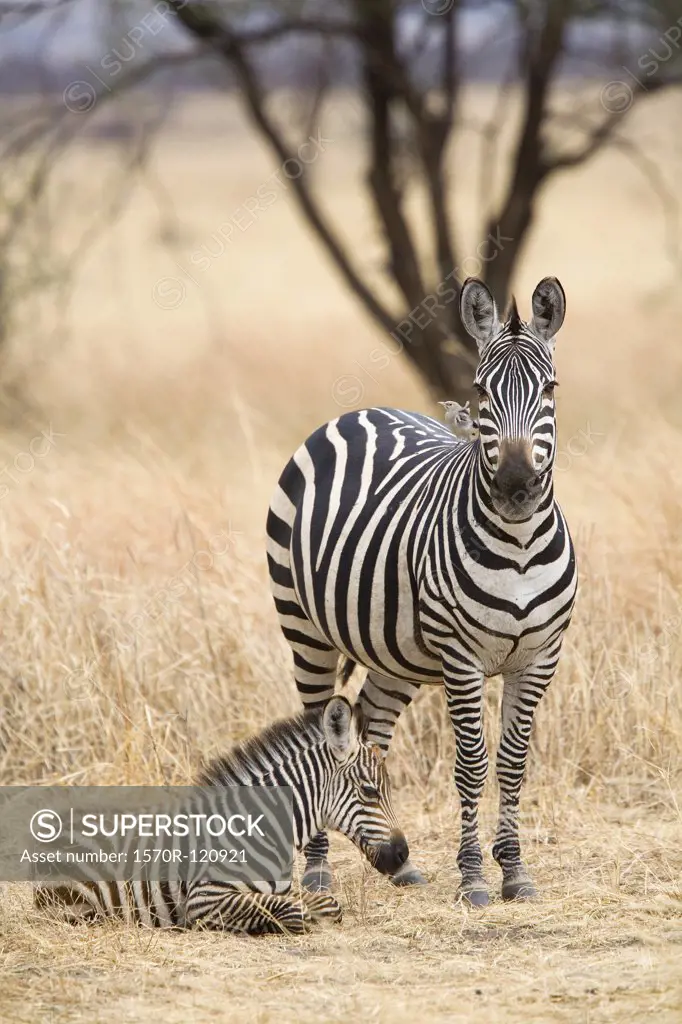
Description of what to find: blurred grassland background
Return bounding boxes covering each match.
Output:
[0,83,681,1024]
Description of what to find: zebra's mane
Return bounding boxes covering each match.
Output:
[196,707,327,787]
[504,295,522,334]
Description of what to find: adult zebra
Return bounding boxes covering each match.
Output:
[267,277,577,905]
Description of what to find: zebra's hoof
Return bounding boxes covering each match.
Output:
[302,864,333,894]
[502,878,537,901]
[460,886,490,907]
[390,862,428,887]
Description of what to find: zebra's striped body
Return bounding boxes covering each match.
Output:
[267,277,577,903]
[35,697,408,933]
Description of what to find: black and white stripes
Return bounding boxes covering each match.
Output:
[266,277,577,904]
[35,697,408,934]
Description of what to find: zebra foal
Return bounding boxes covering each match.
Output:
[35,696,408,934]
[267,276,577,906]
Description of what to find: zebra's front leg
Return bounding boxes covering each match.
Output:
[443,655,489,906]
[186,882,314,935]
[493,663,555,900]
[300,889,343,924]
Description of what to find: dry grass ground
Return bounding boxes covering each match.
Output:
[0,89,681,1022]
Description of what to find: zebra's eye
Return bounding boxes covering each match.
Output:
[361,784,379,800]
[542,381,558,398]
[474,384,488,401]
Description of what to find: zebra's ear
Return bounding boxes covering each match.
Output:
[323,696,361,760]
[459,278,501,354]
[530,277,565,349]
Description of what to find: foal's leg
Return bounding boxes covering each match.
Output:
[300,889,343,924]
[185,883,313,935]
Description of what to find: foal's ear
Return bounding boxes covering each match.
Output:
[459,278,501,355]
[530,277,566,350]
[323,697,361,760]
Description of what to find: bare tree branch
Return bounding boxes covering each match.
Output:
[546,76,682,172]
[546,111,681,268]
[420,1,458,294]
[1,51,206,250]
[299,36,335,143]
[354,1,427,308]
[4,0,682,407]
[167,0,400,337]
[206,13,360,46]
[350,1,460,339]
[483,0,573,304]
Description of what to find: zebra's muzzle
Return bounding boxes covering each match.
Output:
[490,443,543,520]
[370,829,409,876]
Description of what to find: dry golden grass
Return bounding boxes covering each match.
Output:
[0,89,681,1022]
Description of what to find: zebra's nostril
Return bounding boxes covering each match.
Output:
[492,471,542,500]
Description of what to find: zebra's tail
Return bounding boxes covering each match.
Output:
[338,657,357,687]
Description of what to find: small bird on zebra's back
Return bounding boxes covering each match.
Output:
[34,696,409,935]
[438,399,479,440]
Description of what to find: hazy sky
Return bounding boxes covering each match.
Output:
[0,0,645,68]
[0,1,518,63]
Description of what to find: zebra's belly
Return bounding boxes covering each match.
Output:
[301,570,572,682]
[304,595,442,682]
[333,615,569,683]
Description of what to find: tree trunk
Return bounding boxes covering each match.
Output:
[393,316,477,399]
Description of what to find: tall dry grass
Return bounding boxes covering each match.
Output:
[0,432,680,809]
[0,89,681,1023]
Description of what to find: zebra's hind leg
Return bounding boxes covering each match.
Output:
[357,670,428,888]
[34,883,101,923]
[268,524,340,892]
[290,641,339,894]
[269,498,341,892]
[289,630,339,893]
